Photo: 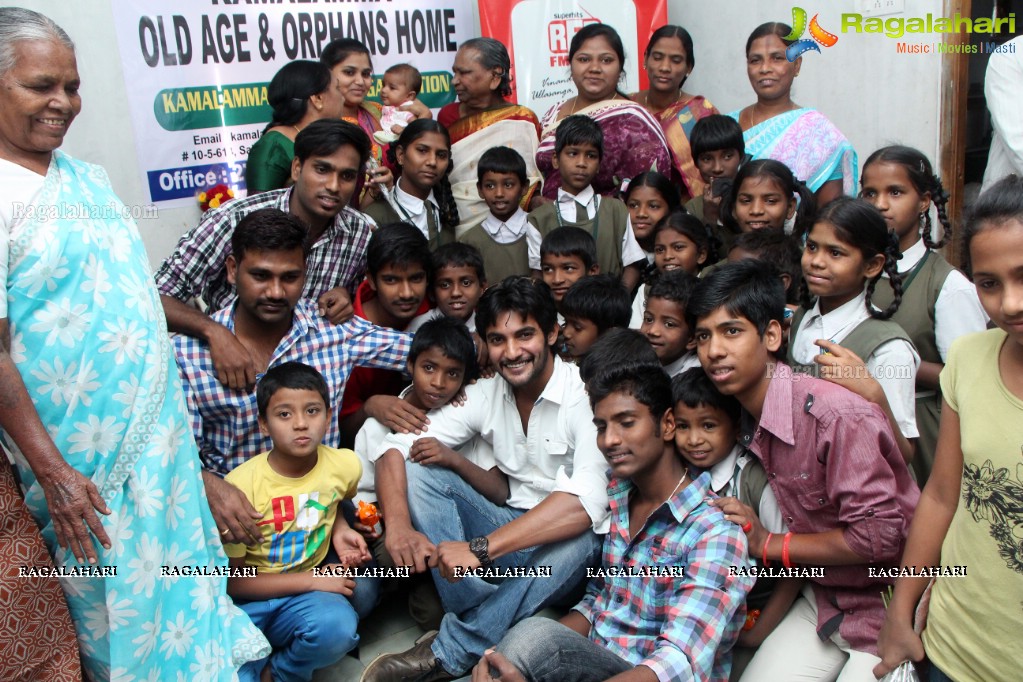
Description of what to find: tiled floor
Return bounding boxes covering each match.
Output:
[312,593,428,682]
[309,595,563,681]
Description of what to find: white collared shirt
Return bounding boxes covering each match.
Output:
[371,356,611,533]
[664,351,701,378]
[892,240,988,361]
[407,307,477,335]
[481,207,529,245]
[792,290,921,438]
[706,445,787,534]
[557,186,597,221]
[390,181,438,240]
[527,186,646,270]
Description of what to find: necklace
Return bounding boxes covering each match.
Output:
[292,124,302,135]
[644,469,689,525]
[643,90,683,113]
[568,92,618,117]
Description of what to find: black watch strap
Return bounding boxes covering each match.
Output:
[469,536,493,567]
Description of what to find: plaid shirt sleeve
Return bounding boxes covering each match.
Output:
[154,206,235,302]
[337,315,413,371]
[641,524,753,682]
[172,332,226,474]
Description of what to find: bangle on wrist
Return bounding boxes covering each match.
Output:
[782,531,794,568]
[761,532,773,567]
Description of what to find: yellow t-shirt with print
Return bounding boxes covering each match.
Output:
[224,445,361,573]
[924,328,1023,680]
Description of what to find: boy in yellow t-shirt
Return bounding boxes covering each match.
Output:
[225,362,371,682]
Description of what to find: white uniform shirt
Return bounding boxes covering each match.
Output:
[894,240,988,361]
[388,182,439,240]
[792,290,921,438]
[707,444,787,534]
[526,186,645,270]
[480,208,529,245]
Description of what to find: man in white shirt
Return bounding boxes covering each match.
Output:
[362,278,607,682]
[982,35,1023,193]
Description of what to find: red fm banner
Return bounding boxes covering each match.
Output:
[478,0,668,116]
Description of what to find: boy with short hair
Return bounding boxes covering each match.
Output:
[686,114,746,252]
[459,146,532,283]
[374,63,422,144]
[354,316,507,630]
[640,269,701,377]
[226,362,371,682]
[672,367,799,663]
[560,273,631,361]
[728,230,803,306]
[539,225,599,311]
[527,115,645,291]
[339,222,433,446]
[476,363,753,682]
[408,242,487,335]
[688,260,919,679]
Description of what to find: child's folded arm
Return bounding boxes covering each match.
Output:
[737,577,804,648]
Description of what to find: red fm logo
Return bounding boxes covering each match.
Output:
[548,17,601,66]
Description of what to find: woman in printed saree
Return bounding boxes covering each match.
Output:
[631,24,719,201]
[0,8,269,680]
[536,23,673,200]
[730,22,857,206]
[320,38,422,209]
[437,38,542,234]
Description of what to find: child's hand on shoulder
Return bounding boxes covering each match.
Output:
[712,496,765,549]
[365,394,429,434]
[409,437,459,469]
[813,340,884,405]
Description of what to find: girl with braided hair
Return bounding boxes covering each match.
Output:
[365,119,460,250]
[788,197,921,464]
[860,146,988,483]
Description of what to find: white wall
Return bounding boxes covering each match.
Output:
[18,0,947,269]
[672,0,945,171]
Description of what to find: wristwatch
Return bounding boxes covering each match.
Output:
[468,536,493,568]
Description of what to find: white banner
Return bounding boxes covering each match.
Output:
[111,0,474,207]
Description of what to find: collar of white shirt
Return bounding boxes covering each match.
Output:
[706,444,746,496]
[805,289,871,338]
[557,186,596,220]
[896,238,927,274]
[393,182,437,218]
[498,354,574,407]
[482,207,529,244]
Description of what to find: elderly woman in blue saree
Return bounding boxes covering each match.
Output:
[0,8,268,680]
[730,22,858,205]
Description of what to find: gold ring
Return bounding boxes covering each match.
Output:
[220,528,230,535]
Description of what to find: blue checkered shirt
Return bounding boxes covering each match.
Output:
[154,188,373,311]
[174,299,411,475]
[574,471,754,682]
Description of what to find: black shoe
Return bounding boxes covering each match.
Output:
[360,632,456,682]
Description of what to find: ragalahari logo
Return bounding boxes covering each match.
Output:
[784,7,839,61]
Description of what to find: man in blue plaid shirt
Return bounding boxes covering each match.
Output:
[158,119,380,391]
[173,209,411,588]
[472,364,753,682]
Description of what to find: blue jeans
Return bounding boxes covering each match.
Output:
[929,664,955,682]
[405,462,602,675]
[498,617,630,682]
[237,591,358,682]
